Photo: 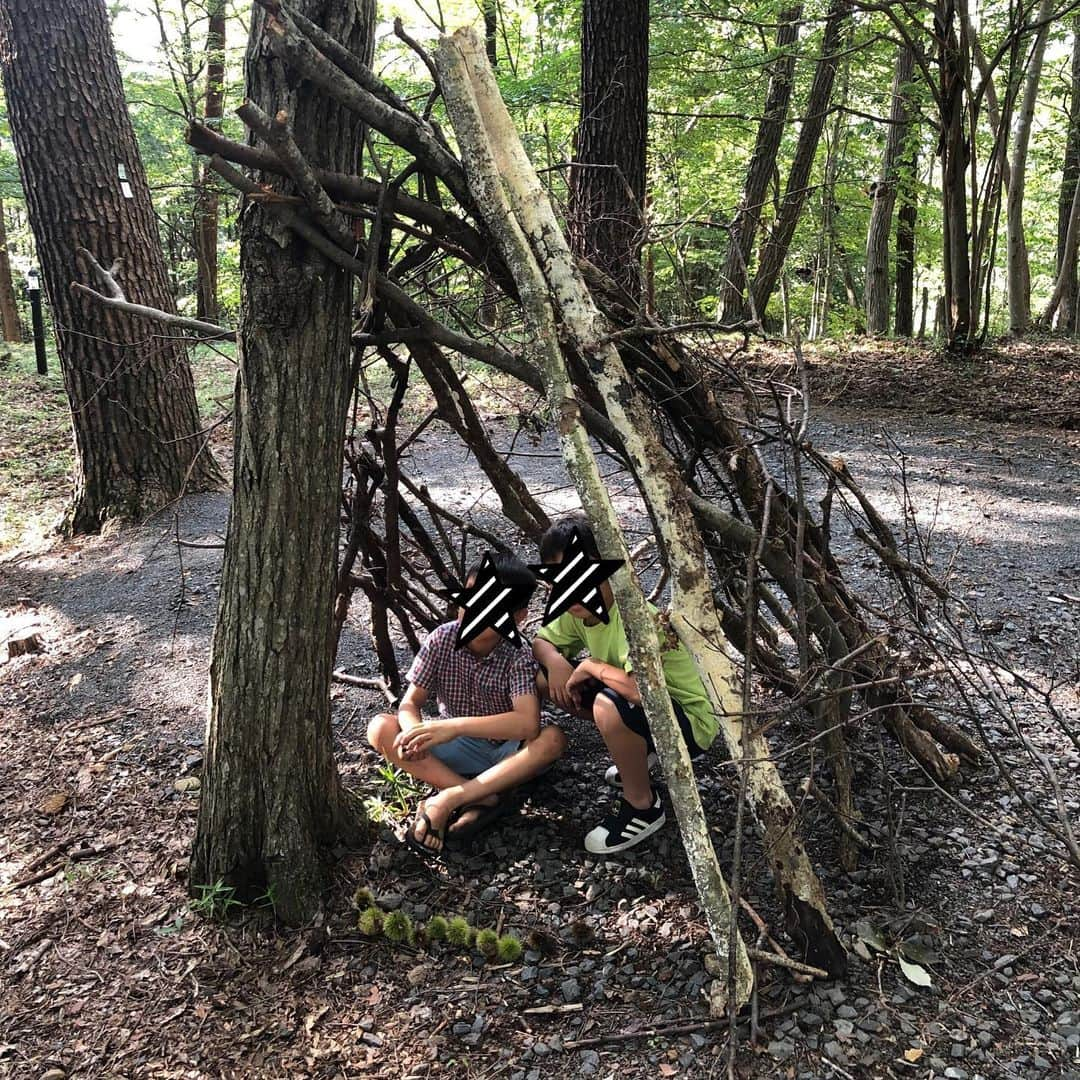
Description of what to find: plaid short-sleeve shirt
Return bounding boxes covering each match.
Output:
[406,621,539,719]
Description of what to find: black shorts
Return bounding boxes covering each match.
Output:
[597,687,704,759]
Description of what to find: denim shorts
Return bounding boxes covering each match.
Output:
[430,735,522,777]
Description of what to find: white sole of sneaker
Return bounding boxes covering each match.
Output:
[584,810,666,854]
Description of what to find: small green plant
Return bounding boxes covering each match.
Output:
[426,915,449,942]
[475,928,499,960]
[446,915,473,948]
[358,906,383,936]
[496,934,523,963]
[353,885,375,910]
[383,910,415,945]
[189,879,243,920]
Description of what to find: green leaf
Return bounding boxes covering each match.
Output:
[898,955,933,987]
[855,918,886,952]
[900,938,938,966]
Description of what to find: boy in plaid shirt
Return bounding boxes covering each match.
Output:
[367,553,567,854]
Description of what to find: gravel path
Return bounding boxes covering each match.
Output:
[1,404,1077,1079]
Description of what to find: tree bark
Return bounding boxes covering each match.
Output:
[195,0,226,322]
[0,0,223,531]
[1055,19,1080,332]
[720,5,802,323]
[190,0,374,924]
[938,1,972,350]
[1006,0,1054,336]
[750,0,852,319]
[568,0,649,307]
[0,196,20,341]
[864,46,915,335]
[894,144,919,337]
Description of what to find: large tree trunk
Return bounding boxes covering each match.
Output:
[568,0,649,307]
[194,0,226,323]
[0,0,222,531]
[190,0,374,924]
[1054,19,1080,333]
[864,46,915,335]
[1006,0,1054,336]
[0,196,20,341]
[720,5,802,323]
[750,0,852,320]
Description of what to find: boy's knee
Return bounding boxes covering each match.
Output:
[543,724,569,756]
[592,692,626,733]
[366,712,398,754]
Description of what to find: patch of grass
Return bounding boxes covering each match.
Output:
[364,762,423,824]
[189,879,243,920]
[0,343,71,554]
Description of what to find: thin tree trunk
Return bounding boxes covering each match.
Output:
[569,0,649,306]
[894,144,919,336]
[720,5,802,322]
[751,0,852,319]
[938,2,972,350]
[190,0,374,924]
[195,0,226,322]
[0,0,222,532]
[1041,169,1080,327]
[1006,0,1054,335]
[0,196,20,341]
[865,45,915,335]
[1055,19,1080,332]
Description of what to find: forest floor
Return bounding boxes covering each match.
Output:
[0,340,1079,1080]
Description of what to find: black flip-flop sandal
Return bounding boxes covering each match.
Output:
[405,809,446,859]
[447,796,518,844]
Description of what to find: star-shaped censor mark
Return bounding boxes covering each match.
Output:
[449,553,536,649]
[531,529,624,626]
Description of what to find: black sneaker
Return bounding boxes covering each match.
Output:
[584,789,665,853]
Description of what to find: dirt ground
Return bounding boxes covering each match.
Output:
[1,351,1079,1079]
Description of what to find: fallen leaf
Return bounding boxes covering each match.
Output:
[38,792,68,815]
[898,955,932,987]
[903,1047,924,1062]
[173,777,201,793]
[659,1065,678,1077]
[855,918,886,952]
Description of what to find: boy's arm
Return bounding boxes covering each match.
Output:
[533,635,577,711]
[397,693,540,756]
[397,682,428,729]
[568,658,641,704]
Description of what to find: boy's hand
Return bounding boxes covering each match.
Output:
[395,720,455,760]
[566,662,598,708]
[545,655,578,712]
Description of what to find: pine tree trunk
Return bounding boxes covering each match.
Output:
[720,5,802,323]
[1055,19,1080,333]
[864,46,915,335]
[1006,0,1054,336]
[195,0,226,323]
[938,2,972,349]
[190,0,373,924]
[569,0,649,306]
[0,196,20,341]
[750,0,852,319]
[0,0,222,531]
[894,145,919,337]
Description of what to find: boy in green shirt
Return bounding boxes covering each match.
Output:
[532,516,719,854]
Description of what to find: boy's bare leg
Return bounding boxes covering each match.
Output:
[592,695,653,809]
[367,713,471,849]
[425,726,568,833]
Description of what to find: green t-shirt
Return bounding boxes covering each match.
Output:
[536,599,718,750]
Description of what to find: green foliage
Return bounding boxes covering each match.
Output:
[496,934,523,963]
[426,915,450,942]
[446,915,474,948]
[382,910,415,945]
[189,879,242,920]
[357,906,383,936]
[475,928,499,960]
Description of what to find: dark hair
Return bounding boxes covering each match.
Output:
[464,551,537,610]
[538,514,600,563]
